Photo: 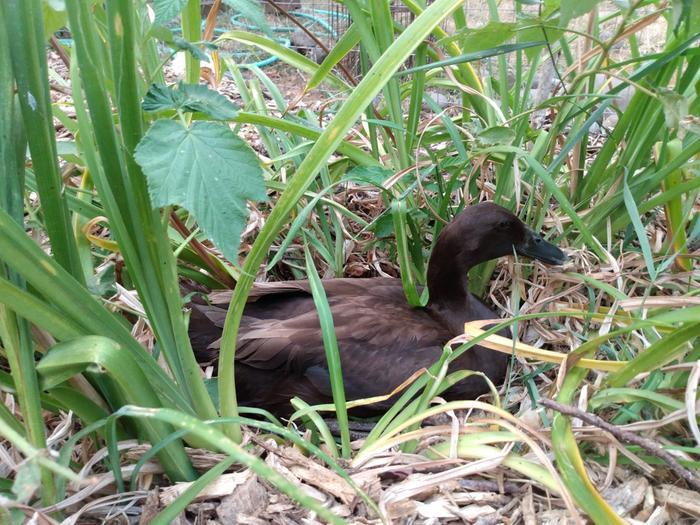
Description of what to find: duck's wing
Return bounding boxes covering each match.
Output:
[188,280,315,358]
[188,279,457,405]
[232,299,453,412]
[207,280,312,305]
[190,277,405,340]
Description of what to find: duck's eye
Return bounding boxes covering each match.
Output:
[498,220,510,230]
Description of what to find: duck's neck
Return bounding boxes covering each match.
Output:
[426,242,481,310]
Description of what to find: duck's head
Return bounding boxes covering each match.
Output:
[443,202,569,266]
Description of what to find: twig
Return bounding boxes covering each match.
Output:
[169,212,236,289]
[540,397,700,492]
[459,479,523,495]
[49,82,72,96]
[50,35,71,69]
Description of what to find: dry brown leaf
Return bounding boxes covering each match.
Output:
[537,509,579,525]
[602,477,648,517]
[281,446,357,505]
[522,485,536,525]
[640,506,669,525]
[216,475,268,523]
[653,484,700,518]
[160,471,254,506]
[138,489,160,525]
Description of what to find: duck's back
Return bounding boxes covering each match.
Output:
[189,278,506,416]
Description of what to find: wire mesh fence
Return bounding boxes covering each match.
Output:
[209,0,667,81]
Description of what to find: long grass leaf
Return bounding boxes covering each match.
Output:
[305,23,361,91]
[117,406,348,525]
[392,200,429,306]
[607,321,700,387]
[151,457,237,525]
[217,30,349,90]
[0,28,56,503]
[37,336,196,481]
[623,171,657,281]
[1,0,84,281]
[216,0,467,442]
[302,242,351,458]
[397,41,545,76]
[551,362,626,523]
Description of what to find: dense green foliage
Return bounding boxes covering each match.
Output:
[0,0,698,523]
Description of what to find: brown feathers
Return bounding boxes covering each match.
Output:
[188,203,568,417]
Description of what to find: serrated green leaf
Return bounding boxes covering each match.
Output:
[659,89,688,129]
[478,126,516,146]
[371,213,395,238]
[142,84,185,112]
[441,21,517,50]
[135,120,266,261]
[516,17,562,60]
[152,0,188,24]
[148,23,176,44]
[143,83,239,120]
[560,0,601,27]
[11,461,40,504]
[172,36,210,61]
[43,0,67,41]
[343,165,394,187]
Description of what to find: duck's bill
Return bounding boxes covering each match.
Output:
[516,229,569,265]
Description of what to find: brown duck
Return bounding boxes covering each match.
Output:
[188,203,568,416]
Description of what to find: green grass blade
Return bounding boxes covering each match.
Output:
[234,112,378,166]
[0,278,84,340]
[107,1,218,422]
[397,41,545,76]
[656,139,692,271]
[65,0,217,420]
[0,208,193,413]
[588,388,683,412]
[0,416,81,484]
[36,336,196,481]
[0,0,84,281]
[623,171,657,281]
[289,398,339,458]
[151,456,237,525]
[550,366,626,524]
[216,0,467,442]
[0,28,56,504]
[305,23,361,92]
[391,200,428,306]
[303,242,351,458]
[217,30,350,91]
[117,406,348,525]
[181,0,202,85]
[607,321,700,387]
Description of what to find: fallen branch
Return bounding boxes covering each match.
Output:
[540,397,700,492]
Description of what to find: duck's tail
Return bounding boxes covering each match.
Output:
[181,278,229,364]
